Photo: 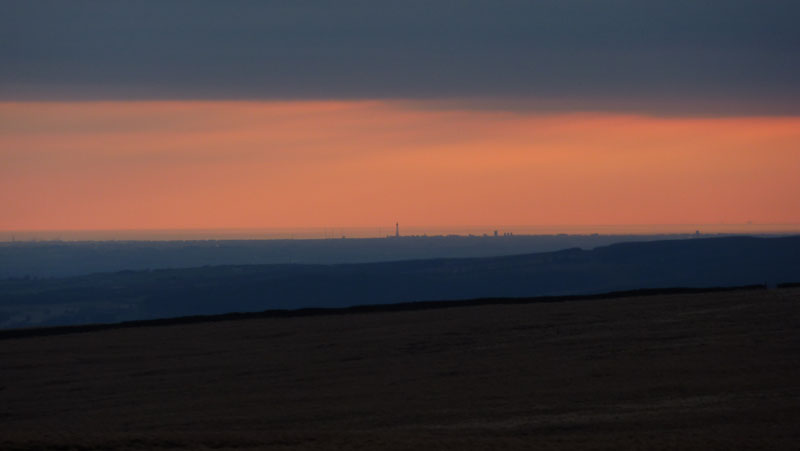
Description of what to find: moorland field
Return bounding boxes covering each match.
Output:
[1,287,798,450]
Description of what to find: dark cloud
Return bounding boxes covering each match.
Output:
[2,0,798,114]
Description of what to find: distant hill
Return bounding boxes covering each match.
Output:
[1,236,799,329]
[0,233,724,278]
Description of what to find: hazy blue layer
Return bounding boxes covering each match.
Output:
[2,236,798,329]
[0,233,770,278]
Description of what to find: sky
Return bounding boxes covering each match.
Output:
[2,1,799,232]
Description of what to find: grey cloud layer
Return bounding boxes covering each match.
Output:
[2,0,798,113]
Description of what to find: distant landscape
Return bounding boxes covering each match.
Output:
[2,235,798,329]
[0,233,722,279]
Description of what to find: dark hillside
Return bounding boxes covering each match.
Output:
[1,287,798,450]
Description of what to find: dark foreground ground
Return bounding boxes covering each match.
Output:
[1,288,799,450]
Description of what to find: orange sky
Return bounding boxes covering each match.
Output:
[1,101,799,231]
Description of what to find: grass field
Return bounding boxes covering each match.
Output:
[1,287,799,450]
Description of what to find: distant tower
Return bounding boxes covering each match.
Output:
[396,222,399,238]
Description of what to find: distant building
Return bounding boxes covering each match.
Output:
[396,222,399,238]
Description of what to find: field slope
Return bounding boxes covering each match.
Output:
[1,287,799,450]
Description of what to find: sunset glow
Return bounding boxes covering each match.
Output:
[2,101,799,232]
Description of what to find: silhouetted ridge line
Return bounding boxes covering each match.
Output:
[0,285,771,340]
